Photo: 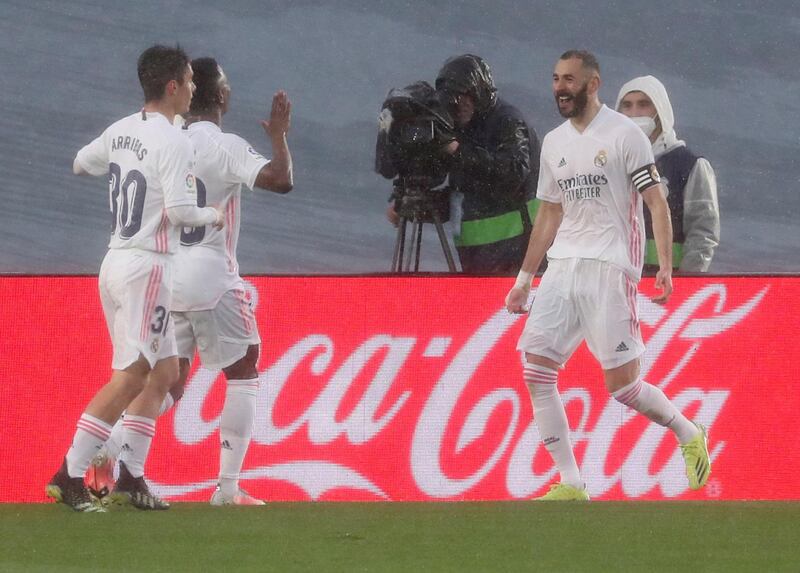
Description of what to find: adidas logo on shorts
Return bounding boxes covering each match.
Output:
[615,341,629,352]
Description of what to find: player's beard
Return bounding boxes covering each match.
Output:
[556,82,589,119]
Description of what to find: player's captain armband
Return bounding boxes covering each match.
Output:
[631,163,661,192]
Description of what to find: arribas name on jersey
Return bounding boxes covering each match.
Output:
[111,135,148,161]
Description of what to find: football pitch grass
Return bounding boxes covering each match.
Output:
[1,501,798,572]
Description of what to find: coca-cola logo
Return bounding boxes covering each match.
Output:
[153,282,768,501]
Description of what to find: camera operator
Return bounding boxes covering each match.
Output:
[433,54,541,274]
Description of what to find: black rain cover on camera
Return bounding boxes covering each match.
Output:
[374,81,454,181]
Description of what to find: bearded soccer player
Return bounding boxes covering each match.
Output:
[89,57,293,506]
[505,50,711,500]
[46,45,224,512]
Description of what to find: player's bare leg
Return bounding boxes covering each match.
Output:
[210,344,264,506]
[83,359,151,423]
[605,358,710,489]
[126,356,179,420]
[103,372,181,459]
[175,358,192,402]
[109,356,178,510]
[524,353,588,501]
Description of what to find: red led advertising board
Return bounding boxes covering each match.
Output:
[0,276,797,502]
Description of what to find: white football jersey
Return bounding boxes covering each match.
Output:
[75,111,199,253]
[537,105,657,281]
[171,121,269,311]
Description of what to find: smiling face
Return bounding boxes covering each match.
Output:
[552,57,596,119]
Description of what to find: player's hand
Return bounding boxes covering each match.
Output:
[261,91,291,140]
[651,268,673,304]
[386,204,400,227]
[505,286,530,314]
[211,208,225,230]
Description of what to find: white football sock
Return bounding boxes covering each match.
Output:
[104,418,125,460]
[218,379,259,496]
[612,377,697,444]
[118,415,156,478]
[66,414,112,478]
[524,364,582,489]
[106,394,174,460]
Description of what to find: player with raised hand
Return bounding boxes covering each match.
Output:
[46,45,224,512]
[172,57,292,505]
[91,57,293,506]
[506,50,710,501]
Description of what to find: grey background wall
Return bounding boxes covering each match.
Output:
[2,0,798,274]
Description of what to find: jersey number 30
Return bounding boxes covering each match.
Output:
[109,163,147,239]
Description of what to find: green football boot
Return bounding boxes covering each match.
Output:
[535,483,590,501]
[680,423,711,490]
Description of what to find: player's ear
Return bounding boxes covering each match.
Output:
[165,79,178,97]
[589,73,601,95]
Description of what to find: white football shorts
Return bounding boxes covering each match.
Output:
[99,249,177,370]
[173,288,260,371]
[517,257,645,370]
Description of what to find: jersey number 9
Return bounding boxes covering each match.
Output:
[180,177,208,246]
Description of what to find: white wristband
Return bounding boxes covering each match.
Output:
[514,270,533,291]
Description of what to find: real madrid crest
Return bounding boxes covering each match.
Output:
[594,150,607,168]
[151,339,160,353]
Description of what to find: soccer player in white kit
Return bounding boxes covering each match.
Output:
[89,57,294,506]
[505,51,711,500]
[175,57,292,505]
[86,58,292,506]
[46,45,224,512]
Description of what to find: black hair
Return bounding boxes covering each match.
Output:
[137,44,191,102]
[189,57,223,115]
[559,50,600,75]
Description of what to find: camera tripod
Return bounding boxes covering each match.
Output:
[390,182,458,273]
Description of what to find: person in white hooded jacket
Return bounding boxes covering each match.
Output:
[616,76,720,273]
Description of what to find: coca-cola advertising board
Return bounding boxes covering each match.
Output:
[1,275,797,502]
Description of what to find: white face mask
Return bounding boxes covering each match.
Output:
[631,115,657,138]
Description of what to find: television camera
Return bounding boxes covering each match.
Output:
[375,81,458,272]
